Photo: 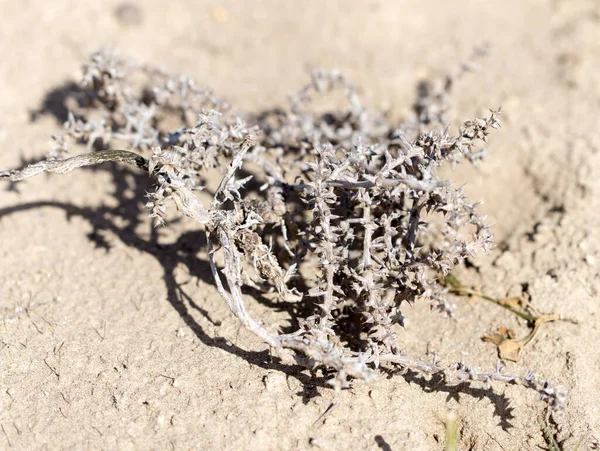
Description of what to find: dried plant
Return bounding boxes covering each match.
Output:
[0,47,566,410]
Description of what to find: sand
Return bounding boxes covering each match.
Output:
[0,1,599,449]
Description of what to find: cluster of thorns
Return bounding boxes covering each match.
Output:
[0,48,566,410]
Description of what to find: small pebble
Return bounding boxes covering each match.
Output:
[115,3,143,27]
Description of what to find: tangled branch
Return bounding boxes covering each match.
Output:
[0,47,567,410]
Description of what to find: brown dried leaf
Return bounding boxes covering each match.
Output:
[497,339,523,362]
[498,297,524,309]
[483,327,521,361]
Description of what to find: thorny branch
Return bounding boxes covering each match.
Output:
[0,47,567,410]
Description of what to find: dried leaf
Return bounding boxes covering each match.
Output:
[483,327,521,361]
[497,339,523,362]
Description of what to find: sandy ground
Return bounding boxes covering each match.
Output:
[0,0,599,449]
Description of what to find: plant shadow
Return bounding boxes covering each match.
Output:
[387,368,515,431]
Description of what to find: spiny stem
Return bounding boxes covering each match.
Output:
[0,150,149,181]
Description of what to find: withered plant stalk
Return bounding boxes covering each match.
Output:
[0,48,566,410]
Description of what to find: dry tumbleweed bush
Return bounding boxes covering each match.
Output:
[0,48,566,410]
